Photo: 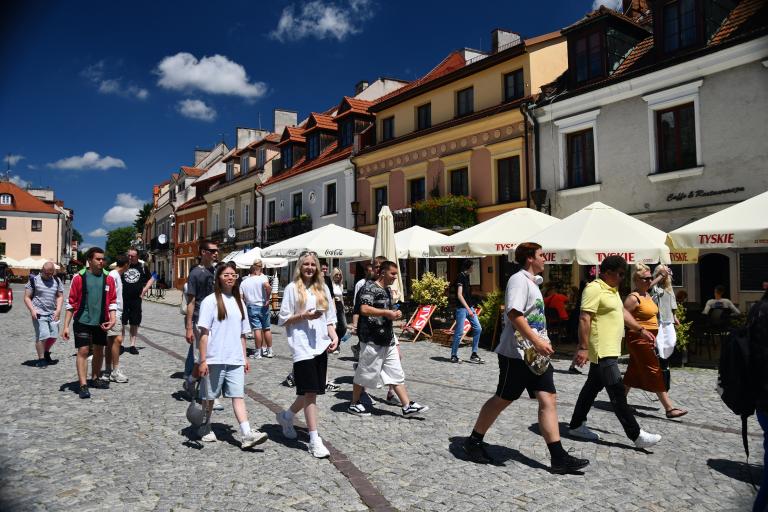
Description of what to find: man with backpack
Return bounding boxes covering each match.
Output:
[749,279,767,511]
[23,261,64,368]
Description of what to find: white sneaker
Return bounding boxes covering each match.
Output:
[402,401,429,416]
[308,437,330,458]
[264,348,274,358]
[213,399,224,411]
[568,423,601,441]
[198,424,217,442]
[276,410,297,440]
[634,429,661,449]
[253,351,262,359]
[241,430,268,449]
[110,367,128,383]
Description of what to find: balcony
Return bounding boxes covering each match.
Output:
[393,195,477,232]
[149,236,171,253]
[265,216,312,245]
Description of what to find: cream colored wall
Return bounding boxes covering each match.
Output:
[528,40,568,95]
[2,214,59,261]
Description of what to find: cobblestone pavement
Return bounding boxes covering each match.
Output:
[1,283,762,511]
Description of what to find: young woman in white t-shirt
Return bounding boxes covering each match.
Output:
[197,262,268,450]
[275,252,339,458]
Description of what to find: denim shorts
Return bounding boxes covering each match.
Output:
[246,304,271,330]
[200,364,245,399]
[33,316,60,341]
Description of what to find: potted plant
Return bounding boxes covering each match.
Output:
[409,272,449,314]
[674,302,693,367]
[478,290,503,349]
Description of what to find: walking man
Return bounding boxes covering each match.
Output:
[240,259,273,359]
[121,249,154,354]
[61,247,117,399]
[348,260,429,417]
[184,240,217,398]
[105,254,129,383]
[450,259,483,364]
[463,243,589,474]
[23,261,64,368]
[567,255,662,448]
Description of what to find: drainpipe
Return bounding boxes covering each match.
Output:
[520,102,540,209]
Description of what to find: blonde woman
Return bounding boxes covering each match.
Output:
[651,265,678,391]
[623,264,687,419]
[275,252,339,458]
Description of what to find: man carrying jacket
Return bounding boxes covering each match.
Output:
[62,247,117,399]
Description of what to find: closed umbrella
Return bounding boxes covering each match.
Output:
[262,224,375,259]
[373,206,403,301]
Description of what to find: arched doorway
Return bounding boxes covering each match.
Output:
[699,253,730,303]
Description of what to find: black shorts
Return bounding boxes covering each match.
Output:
[73,322,108,349]
[293,352,328,396]
[495,354,556,401]
[122,298,142,326]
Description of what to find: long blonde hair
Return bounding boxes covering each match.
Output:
[293,253,329,310]
[632,263,651,291]
[653,264,673,293]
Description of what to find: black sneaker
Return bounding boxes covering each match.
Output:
[91,378,110,390]
[282,374,295,388]
[550,452,590,474]
[79,385,91,399]
[347,403,371,416]
[44,351,58,365]
[469,353,485,364]
[450,355,460,364]
[129,346,139,355]
[568,366,582,375]
[463,438,494,464]
[402,401,429,416]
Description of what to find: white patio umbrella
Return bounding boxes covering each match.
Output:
[428,207,559,257]
[526,202,671,265]
[262,223,375,259]
[0,256,20,266]
[221,250,245,263]
[16,258,49,270]
[668,190,768,249]
[232,246,288,269]
[395,225,450,259]
[372,206,404,301]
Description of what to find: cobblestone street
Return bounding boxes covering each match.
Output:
[0,284,762,511]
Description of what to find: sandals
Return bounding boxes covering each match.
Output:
[665,408,688,419]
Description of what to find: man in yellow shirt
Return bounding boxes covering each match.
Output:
[567,255,662,449]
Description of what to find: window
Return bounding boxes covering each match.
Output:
[227,207,235,228]
[409,178,426,203]
[31,219,42,232]
[213,211,220,231]
[381,117,395,141]
[281,145,293,169]
[574,31,604,82]
[325,182,337,215]
[705,0,737,41]
[256,147,266,169]
[30,243,41,256]
[307,133,320,160]
[606,28,637,73]
[497,156,522,203]
[197,219,204,239]
[0,194,12,205]
[566,130,596,187]
[178,259,186,279]
[243,202,251,226]
[339,119,354,148]
[657,102,696,172]
[292,193,302,218]
[0,218,6,230]
[241,155,249,175]
[374,187,387,216]
[416,103,431,130]
[456,87,474,117]
[664,0,698,52]
[267,200,276,224]
[0,242,5,255]
[503,69,524,102]
[178,223,186,243]
[188,222,195,242]
[740,253,768,291]
[226,161,235,181]
[450,168,469,196]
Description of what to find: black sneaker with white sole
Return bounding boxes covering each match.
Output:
[450,355,460,364]
[550,452,590,474]
[348,403,371,416]
[469,352,485,364]
[402,401,429,416]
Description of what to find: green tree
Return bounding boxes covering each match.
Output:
[105,226,136,262]
[72,229,83,244]
[134,203,152,234]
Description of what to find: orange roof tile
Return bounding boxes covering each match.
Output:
[373,51,467,106]
[278,126,306,146]
[262,142,351,187]
[0,181,59,214]
[180,166,206,177]
[176,197,206,211]
[335,96,375,119]
[305,113,338,133]
[710,0,766,45]
[613,35,654,75]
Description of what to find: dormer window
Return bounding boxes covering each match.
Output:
[241,155,249,175]
[575,31,604,83]
[307,133,320,160]
[339,119,354,148]
[281,145,294,169]
[0,194,11,205]
[663,0,697,52]
[257,147,266,169]
[226,161,235,181]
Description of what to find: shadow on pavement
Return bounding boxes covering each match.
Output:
[171,390,191,402]
[556,422,639,451]
[21,359,41,367]
[429,356,453,363]
[169,371,185,380]
[448,436,553,470]
[707,458,763,485]
[58,381,80,395]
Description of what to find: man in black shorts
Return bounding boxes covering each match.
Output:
[121,248,154,354]
[62,247,118,399]
[462,243,589,474]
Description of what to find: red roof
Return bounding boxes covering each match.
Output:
[278,126,306,146]
[176,197,206,212]
[0,181,59,214]
[373,51,466,107]
[305,113,337,133]
[562,5,646,34]
[180,166,206,177]
[262,142,351,187]
[710,0,766,45]
[336,96,375,119]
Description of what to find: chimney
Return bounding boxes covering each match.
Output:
[355,80,369,95]
[274,109,298,136]
[194,148,210,166]
[491,29,521,53]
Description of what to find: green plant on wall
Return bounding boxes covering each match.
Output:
[675,302,693,351]
[412,195,477,229]
[478,290,503,332]
[410,272,449,311]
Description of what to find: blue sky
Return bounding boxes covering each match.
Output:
[0,0,613,249]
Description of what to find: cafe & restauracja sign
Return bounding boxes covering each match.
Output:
[666,187,744,202]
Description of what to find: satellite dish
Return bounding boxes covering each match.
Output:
[227,227,237,239]
[158,234,167,244]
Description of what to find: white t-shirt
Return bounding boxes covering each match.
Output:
[197,293,250,365]
[332,282,344,299]
[702,298,740,315]
[353,278,366,307]
[495,270,549,359]
[240,274,269,306]
[278,282,336,363]
[108,269,124,312]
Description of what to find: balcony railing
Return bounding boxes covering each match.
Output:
[265,217,312,245]
[392,198,476,232]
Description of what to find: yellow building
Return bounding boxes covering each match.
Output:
[353,29,567,292]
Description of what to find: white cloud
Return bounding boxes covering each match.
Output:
[82,62,149,100]
[102,193,145,226]
[592,0,622,10]
[79,243,94,252]
[270,0,374,42]
[155,53,267,99]
[88,228,108,237]
[177,99,217,121]
[47,151,126,170]
[3,154,24,166]
[9,175,29,188]
[27,164,37,170]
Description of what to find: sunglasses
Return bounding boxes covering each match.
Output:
[204,248,219,253]
[640,277,653,282]
[300,251,318,257]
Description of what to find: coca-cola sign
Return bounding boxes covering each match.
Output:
[324,249,343,256]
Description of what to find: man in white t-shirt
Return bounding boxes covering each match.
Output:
[105,255,130,383]
[702,285,741,315]
[240,260,273,359]
[463,243,589,475]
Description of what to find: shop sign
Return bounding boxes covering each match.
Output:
[666,187,744,202]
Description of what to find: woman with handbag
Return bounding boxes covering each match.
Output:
[275,252,339,458]
[650,265,678,391]
[623,263,687,419]
[196,261,268,449]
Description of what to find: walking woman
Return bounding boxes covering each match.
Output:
[197,261,268,449]
[650,265,678,391]
[275,252,339,458]
[623,264,688,419]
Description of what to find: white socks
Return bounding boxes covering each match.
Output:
[309,430,319,443]
[239,421,251,435]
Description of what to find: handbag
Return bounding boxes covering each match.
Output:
[185,381,204,426]
[514,330,551,375]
